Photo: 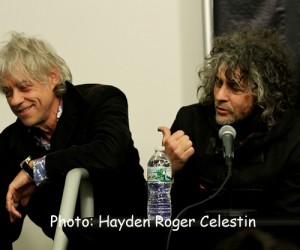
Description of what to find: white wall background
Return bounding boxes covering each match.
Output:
[0,0,207,249]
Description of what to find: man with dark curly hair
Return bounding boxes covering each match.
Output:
[159,26,300,219]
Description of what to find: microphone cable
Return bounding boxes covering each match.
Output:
[165,158,233,250]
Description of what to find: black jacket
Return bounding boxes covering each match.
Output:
[170,103,300,218]
[0,82,147,245]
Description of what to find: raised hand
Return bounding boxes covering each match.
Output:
[158,126,195,175]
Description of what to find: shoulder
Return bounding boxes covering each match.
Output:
[0,120,27,150]
[287,113,300,140]
[67,83,128,107]
[277,110,300,136]
[75,83,126,99]
[171,103,215,132]
[176,103,213,118]
[0,124,15,142]
[178,103,203,112]
[1,120,23,137]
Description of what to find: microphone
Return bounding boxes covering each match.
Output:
[218,125,236,159]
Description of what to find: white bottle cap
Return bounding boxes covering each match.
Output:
[155,145,165,151]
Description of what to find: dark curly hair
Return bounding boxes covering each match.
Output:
[197,26,297,129]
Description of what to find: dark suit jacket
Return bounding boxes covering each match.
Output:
[0,82,147,245]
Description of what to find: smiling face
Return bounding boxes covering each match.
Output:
[214,65,255,125]
[1,67,60,131]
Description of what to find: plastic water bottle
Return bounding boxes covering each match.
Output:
[147,146,172,220]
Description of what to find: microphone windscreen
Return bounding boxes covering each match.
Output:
[218,125,236,139]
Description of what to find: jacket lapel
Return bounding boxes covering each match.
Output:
[50,82,88,150]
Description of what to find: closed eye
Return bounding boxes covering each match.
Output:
[1,87,13,97]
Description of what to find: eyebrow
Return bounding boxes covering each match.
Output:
[14,80,32,86]
[225,69,243,81]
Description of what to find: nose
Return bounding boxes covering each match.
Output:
[8,89,25,107]
[214,84,230,102]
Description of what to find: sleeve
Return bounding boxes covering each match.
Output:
[44,85,137,178]
[0,133,24,246]
[33,156,49,186]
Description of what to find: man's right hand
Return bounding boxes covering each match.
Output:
[6,170,36,223]
[158,126,195,175]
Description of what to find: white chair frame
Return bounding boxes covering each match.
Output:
[52,168,94,250]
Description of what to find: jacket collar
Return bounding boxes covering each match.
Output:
[50,81,87,150]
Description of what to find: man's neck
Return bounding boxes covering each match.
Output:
[34,98,61,141]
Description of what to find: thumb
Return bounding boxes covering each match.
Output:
[158,126,171,146]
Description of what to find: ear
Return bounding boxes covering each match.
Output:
[49,68,60,89]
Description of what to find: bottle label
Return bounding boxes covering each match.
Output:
[147,167,172,183]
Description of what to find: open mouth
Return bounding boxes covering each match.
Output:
[216,106,229,115]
